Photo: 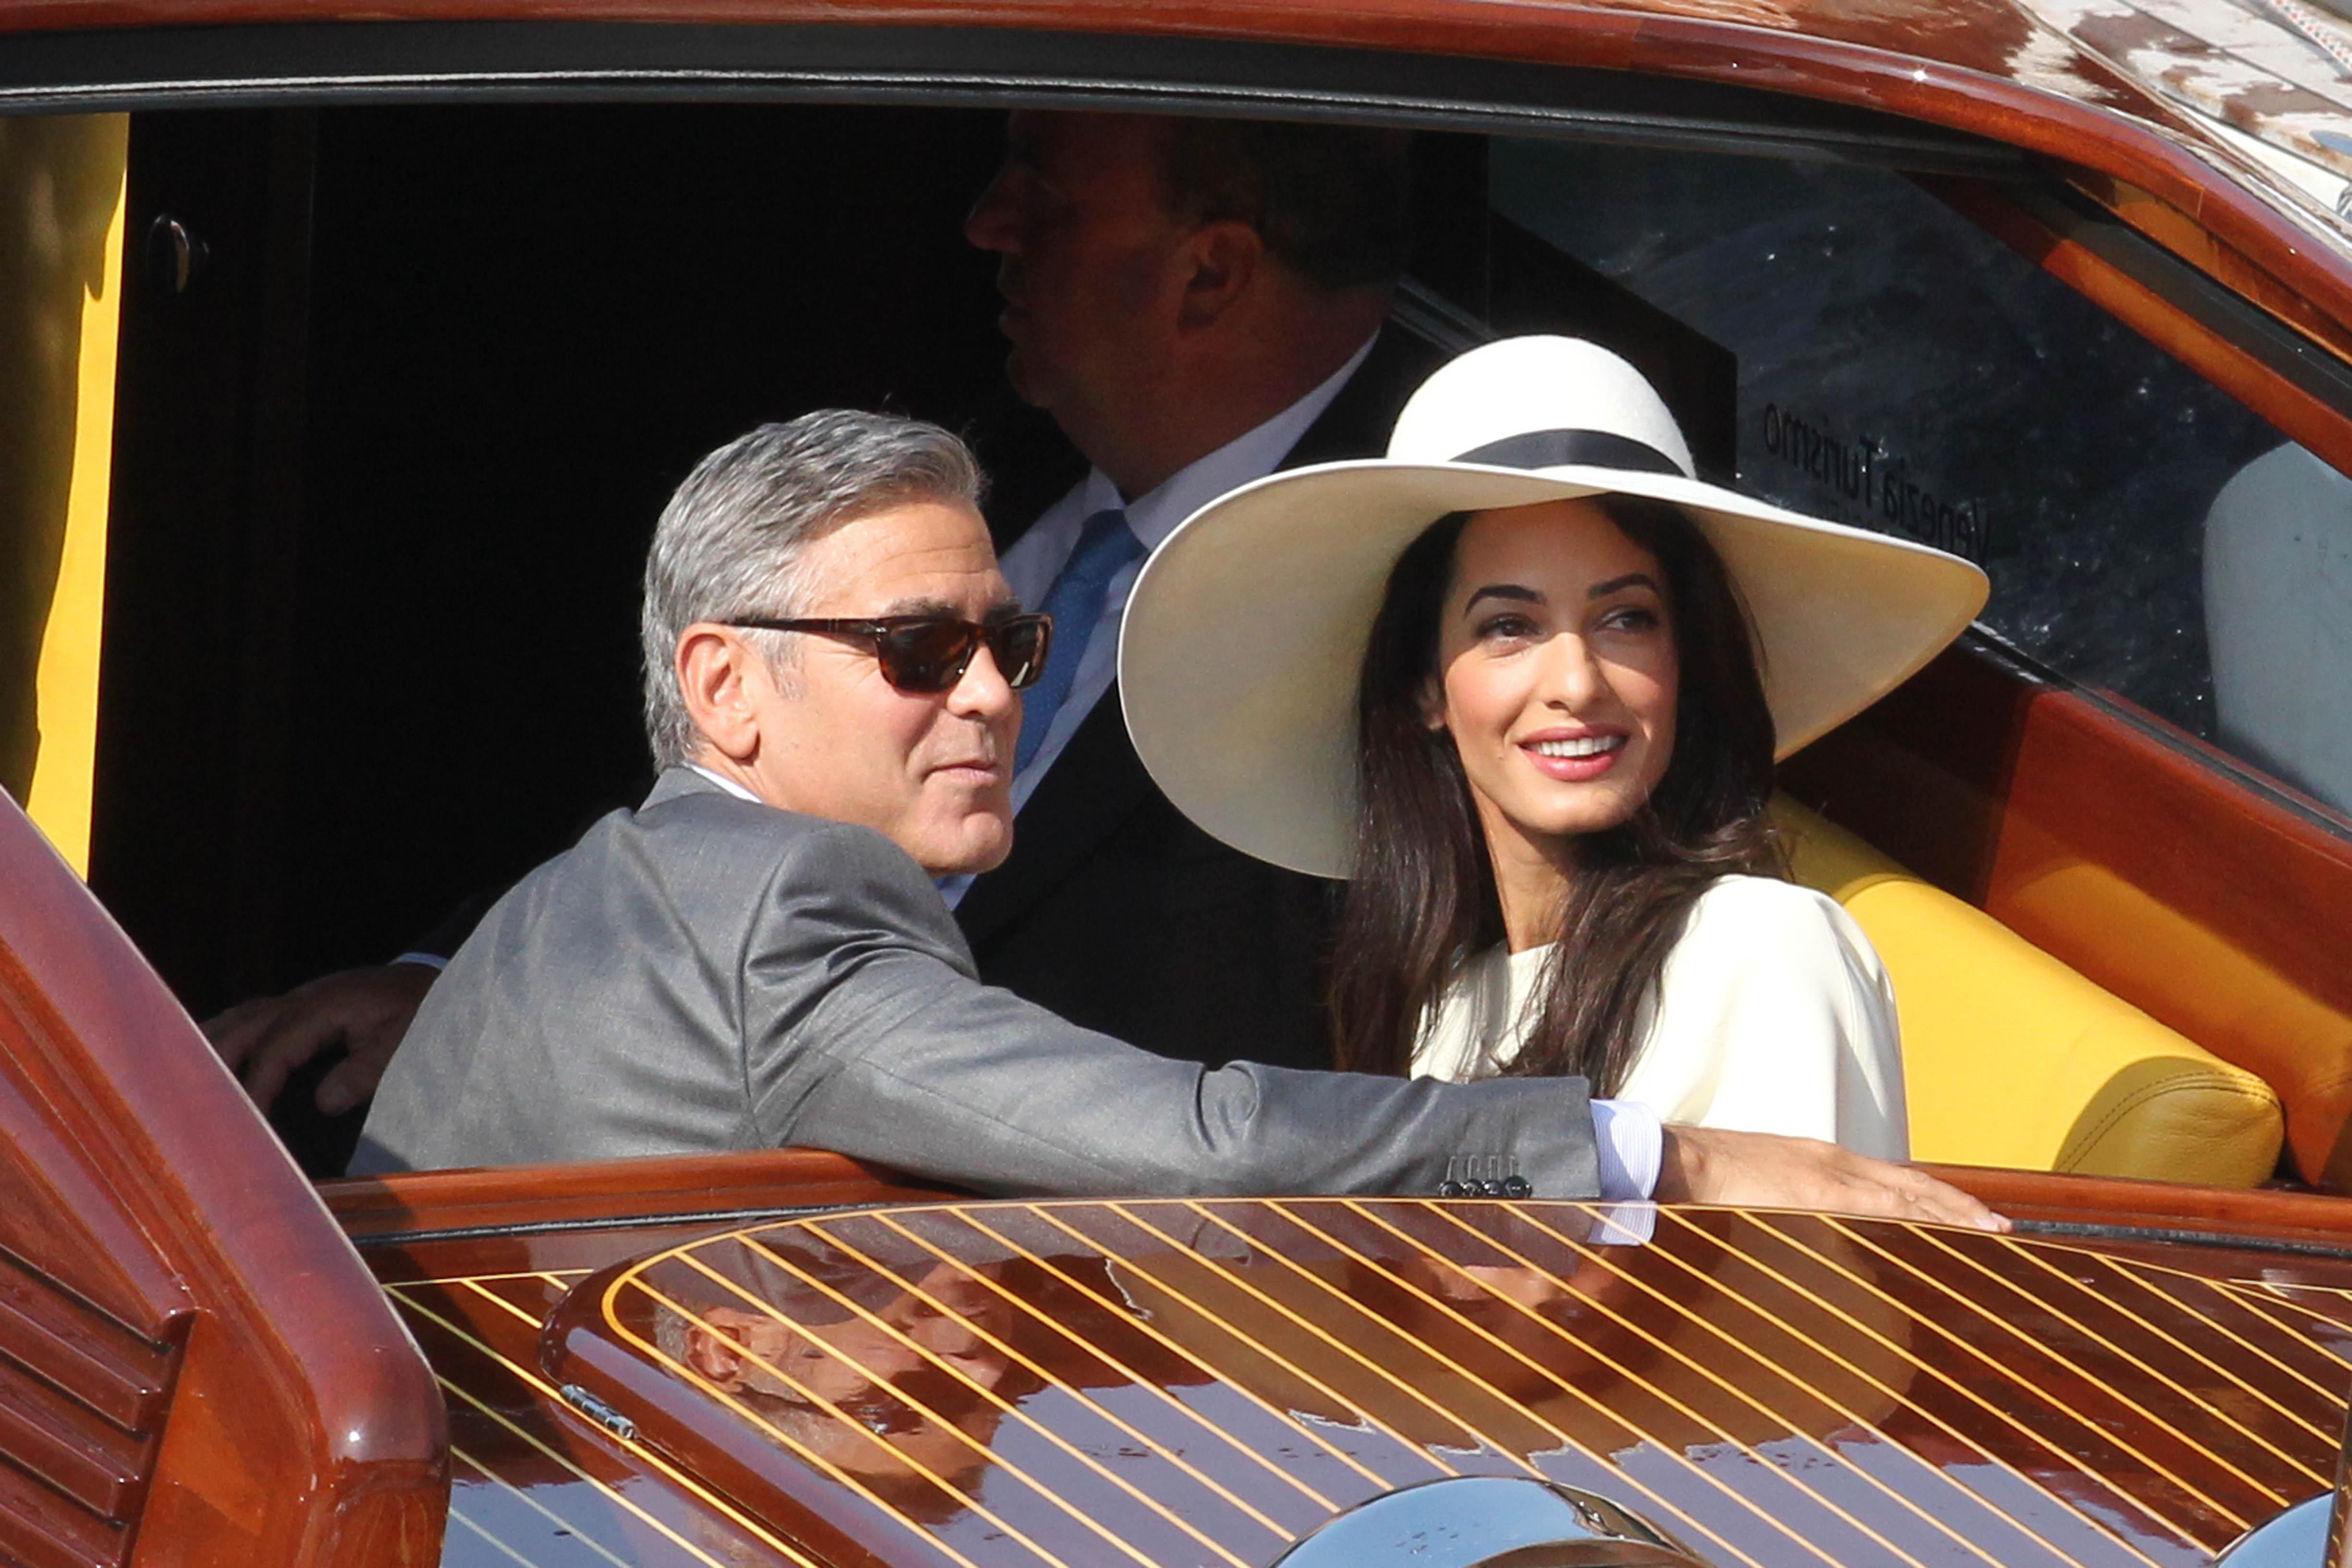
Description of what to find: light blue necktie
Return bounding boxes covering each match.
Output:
[1016,506,1144,773]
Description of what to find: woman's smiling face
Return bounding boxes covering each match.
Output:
[1429,497,1680,869]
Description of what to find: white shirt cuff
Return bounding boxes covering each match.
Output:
[1592,1098,1662,1201]
[389,952,450,972]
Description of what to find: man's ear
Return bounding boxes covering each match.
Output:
[1175,218,1262,333]
[676,625,770,762]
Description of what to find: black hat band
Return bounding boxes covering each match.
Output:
[1453,428,1686,477]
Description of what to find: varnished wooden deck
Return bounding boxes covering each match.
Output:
[365,1199,2352,1568]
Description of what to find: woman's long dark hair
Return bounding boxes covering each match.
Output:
[1329,494,1781,1093]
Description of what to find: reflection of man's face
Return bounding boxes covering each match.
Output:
[683,1263,1017,1411]
[679,1264,1021,1516]
[890,1268,1015,1395]
[963,110,1190,439]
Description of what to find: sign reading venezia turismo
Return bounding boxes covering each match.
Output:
[1760,402,2007,565]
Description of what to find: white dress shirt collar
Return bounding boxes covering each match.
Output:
[688,763,762,804]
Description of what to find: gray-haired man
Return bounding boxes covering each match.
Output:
[354,412,1998,1225]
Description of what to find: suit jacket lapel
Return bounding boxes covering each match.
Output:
[955,685,1156,946]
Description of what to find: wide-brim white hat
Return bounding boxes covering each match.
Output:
[1118,336,1990,879]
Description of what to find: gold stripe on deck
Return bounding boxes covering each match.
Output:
[612,1277,1007,1568]
[1746,1213,2259,1542]
[675,1241,1228,1568]
[1481,1202,2177,1568]
[812,1214,1323,1531]
[746,1226,1290,1556]
[386,1282,826,1568]
[1332,1199,2090,1568]
[1163,1200,1809,1568]
[934,1204,1406,1494]
[399,1200,2352,1568]
[1904,1224,2329,1486]
[1658,1210,2214,1556]
[1811,1218,2304,1522]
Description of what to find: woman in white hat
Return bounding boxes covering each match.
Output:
[1119,337,1987,1155]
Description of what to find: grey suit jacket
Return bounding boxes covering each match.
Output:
[353,768,1601,1197]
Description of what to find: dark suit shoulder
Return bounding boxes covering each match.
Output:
[1281,327,1444,471]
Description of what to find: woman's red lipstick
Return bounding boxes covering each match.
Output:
[1519,728,1628,783]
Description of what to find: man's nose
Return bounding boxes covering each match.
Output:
[950,642,1018,722]
[964,170,1017,252]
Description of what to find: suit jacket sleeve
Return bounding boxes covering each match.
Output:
[741,820,1601,1199]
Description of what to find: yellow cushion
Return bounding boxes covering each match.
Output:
[1998,859,2352,1188]
[1771,797,2284,1186]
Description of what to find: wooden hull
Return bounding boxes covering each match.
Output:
[318,1154,2352,1568]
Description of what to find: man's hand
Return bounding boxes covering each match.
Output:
[202,962,439,1116]
[1657,1125,2008,1232]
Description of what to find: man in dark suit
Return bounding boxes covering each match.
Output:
[213,110,1430,1112]
[351,406,2000,1234]
[950,110,1434,1071]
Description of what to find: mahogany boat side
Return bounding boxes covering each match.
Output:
[319,1149,956,1241]
[0,791,447,1568]
[1932,1163,2352,1243]
[323,1144,2352,1254]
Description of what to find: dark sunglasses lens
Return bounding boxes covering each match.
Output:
[992,620,1051,690]
[875,621,979,693]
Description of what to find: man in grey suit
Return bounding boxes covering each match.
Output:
[354,410,1997,1226]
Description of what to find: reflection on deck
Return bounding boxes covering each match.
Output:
[376,1199,2352,1568]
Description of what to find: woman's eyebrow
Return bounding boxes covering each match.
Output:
[1464,583,1544,610]
[1588,572,1662,599]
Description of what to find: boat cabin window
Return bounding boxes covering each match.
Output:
[46,99,2351,1177]
[1491,136,2352,819]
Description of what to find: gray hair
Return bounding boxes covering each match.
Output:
[639,410,984,770]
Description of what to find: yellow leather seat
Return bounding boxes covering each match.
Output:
[1772,797,2284,1185]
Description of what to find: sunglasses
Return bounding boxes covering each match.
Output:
[725,612,1054,694]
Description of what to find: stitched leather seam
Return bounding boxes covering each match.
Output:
[2057,1067,2279,1171]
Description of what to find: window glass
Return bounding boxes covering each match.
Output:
[1489,138,2352,816]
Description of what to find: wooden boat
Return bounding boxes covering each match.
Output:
[5,0,2352,1562]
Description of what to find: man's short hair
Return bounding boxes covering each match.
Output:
[639,410,984,770]
[1158,119,1412,293]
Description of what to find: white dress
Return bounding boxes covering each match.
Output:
[1409,875,1910,1160]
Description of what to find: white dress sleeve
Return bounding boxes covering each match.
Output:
[1614,876,1910,1160]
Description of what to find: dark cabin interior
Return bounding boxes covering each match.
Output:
[87,101,1733,1171]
